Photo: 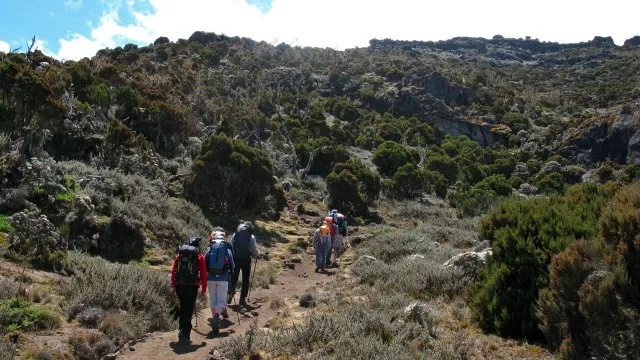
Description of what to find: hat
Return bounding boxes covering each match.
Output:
[186,236,202,247]
[210,231,225,241]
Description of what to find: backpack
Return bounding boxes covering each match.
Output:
[319,225,330,245]
[232,224,252,260]
[336,216,347,236]
[207,241,230,276]
[174,245,200,285]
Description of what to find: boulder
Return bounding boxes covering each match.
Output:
[407,254,425,261]
[474,240,491,252]
[624,36,640,47]
[540,161,562,174]
[443,249,493,273]
[402,301,439,331]
[76,307,106,327]
[518,183,538,196]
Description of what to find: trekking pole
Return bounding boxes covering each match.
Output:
[247,257,258,302]
[232,295,241,325]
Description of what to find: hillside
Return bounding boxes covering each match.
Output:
[1,32,640,359]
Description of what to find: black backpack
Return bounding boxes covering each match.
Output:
[174,244,200,285]
[232,224,252,260]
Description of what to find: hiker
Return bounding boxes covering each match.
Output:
[326,216,339,267]
[334,213,348,259]
[170,236,207,344]
[228,221,260,306]
[208,230,234,319]
[205,232,235,333]
[312,221,331,272]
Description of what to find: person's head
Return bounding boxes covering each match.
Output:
[186,236,202,248]
[210,230,226,242]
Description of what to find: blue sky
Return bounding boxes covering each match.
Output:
[1,0,638,60]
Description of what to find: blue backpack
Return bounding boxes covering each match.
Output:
[207,241,229,276]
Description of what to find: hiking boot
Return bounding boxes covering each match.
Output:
[239,297,247,306]
[210,315,220,334]
[314,267,319,273]
[221,308,229,319]
[178,331,191,344]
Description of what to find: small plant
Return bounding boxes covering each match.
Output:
[0,298,60,332]
[0,215,12,233]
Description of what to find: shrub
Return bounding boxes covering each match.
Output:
[384,163,425,199]
[0,215,11,233]
[448,187,498,217]
[185,135,278,214]
[534,171,565,194]
[475,174,512,197]
[68,329,117,360]
[326,168,368,216]
[424,170,448,198]
[538,183,640,359]
[58,252,176,339]
[0,298,60,332]
[469,183,616,340]
[0,278,21,300]
[0,336,15,360]
[372,141,417,177]
[426,154,458,184]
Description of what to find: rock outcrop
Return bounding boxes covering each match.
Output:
[443,248,493,274]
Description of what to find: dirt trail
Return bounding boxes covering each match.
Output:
[116,252,337,360]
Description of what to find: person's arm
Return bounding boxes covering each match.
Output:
[227,249,235,274]
[170,254,179,286]
[198,254,207,294]
[312,231,319,248]
[250,235,259,258]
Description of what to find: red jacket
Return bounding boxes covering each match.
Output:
[170,253,207,293]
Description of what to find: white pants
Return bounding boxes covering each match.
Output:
[207,280,228,314]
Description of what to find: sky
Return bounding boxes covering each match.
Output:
[0,0,639,60]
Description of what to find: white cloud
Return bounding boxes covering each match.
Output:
[55,0,640,60]
[0,40,10,53]
[64,0,84,11]
[57,12,155,60]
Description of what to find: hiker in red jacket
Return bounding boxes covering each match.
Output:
[170,237,207,344]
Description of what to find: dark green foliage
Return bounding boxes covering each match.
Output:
[538,182,640,359]
[469,183,616,340]
[426,154,459,184]
[534,171,565,194]
[185,135,277,214]
[424,170,448,198]
[372,141,417,177]
[337,158,381,203]
[475,175,512,197]
[386,163,424,199]
[307,145,349,177]
[326,167,367,216]
[406,123,445,146]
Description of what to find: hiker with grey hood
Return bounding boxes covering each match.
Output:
[227,221,260,306]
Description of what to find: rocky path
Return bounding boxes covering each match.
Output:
[115,252,336,360]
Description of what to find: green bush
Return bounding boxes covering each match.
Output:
[326,167,368,216]
[424,170,448,199]
[469,183,616,340]
[0,215,11,233]
[185,135,278,214]
[475,174,512,197]
[0,298,60,332]
[385,163,425,199]
[426,154,458,184]
[534,171,565,194]
[538,182,640,359]
[372,141,417,177]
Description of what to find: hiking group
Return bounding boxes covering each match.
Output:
[312,209,348,273]
[168,210,348,344]
[170,221,259,344]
